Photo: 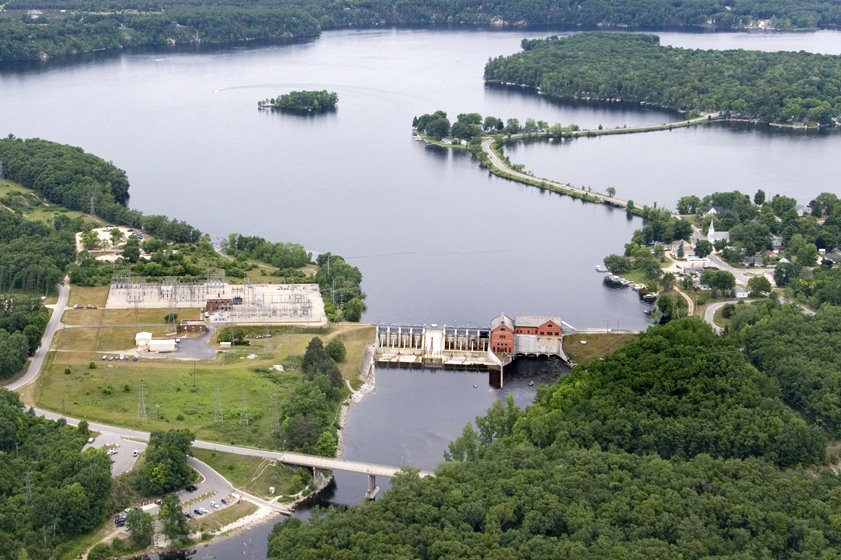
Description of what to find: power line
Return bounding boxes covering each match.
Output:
[240,386,249,427]
[137,380,147,424]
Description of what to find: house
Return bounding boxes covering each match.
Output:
[735,289,750,299]
[771,235,783,250]
[743,256,763,267]
[489,313,515,354]
[513,316,563,336]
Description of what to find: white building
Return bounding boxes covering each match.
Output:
[135,331,152,349]
[148,339,177,353]
[707,220,730,244]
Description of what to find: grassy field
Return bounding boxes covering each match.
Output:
[188,500,257,534]
[67,286,110,307]
[63,307,201,326]
[37,322,375,448]
[192,448,301,499]
[0,180,97,225]
[563,332,637,366]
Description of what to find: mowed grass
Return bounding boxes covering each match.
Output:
[563,333,637,366]
[37,324,373,448]
[189,500,257,534]
[192,448,299,498]
[68,286,110,307]
[52,327,172,353]
[0,180,94,225]
[63,307,200,326]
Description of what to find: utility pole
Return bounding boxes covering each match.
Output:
[89,195,95,218]
[0,160,4,181]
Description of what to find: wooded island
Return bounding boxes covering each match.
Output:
[261,90,338,114]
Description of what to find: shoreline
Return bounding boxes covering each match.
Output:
[337,343,377,458]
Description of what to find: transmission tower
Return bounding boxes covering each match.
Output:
[89,195,96,218]
[240,386,249,427]
[214,385,224,426]
[136,380,148,424]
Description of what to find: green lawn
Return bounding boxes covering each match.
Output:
[37,323,374,449]
[0,180,98,225]
[192,448,302,499]
[563,333,638,366]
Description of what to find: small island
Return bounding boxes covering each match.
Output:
[259,90,338,114]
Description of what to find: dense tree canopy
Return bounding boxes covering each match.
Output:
[137,429,195,496]
[271,90,338,114]
[0,137,201,243]
[744,306,841,435]
[485,33,841,125]
[0,390,112,560]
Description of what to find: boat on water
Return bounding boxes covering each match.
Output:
[595,264,608,272]
[620,278,632,286]
[632,283,644,291]
[605,274,622,285]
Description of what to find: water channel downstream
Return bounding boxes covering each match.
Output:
[1,28,839,559]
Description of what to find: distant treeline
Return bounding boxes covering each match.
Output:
[3,0,841,63]
[485,33,841,126]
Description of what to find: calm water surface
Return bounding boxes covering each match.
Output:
[2,28,838,559]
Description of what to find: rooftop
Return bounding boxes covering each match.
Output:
[515,316,561,328]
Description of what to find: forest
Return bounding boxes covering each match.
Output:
[484,33,841,126]
[0,137,201,244]
[0,390,113,560]
[3,0,841,64]
[268,317,841,558]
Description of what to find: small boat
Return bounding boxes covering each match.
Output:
[632,283,644,291]
[528,380,534,386]
[605,274,622,284]
[620,278,632,286]
[595,264,608,273]
[473,384,478,389]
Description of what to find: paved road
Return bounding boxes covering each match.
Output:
[7,282,68,391]
[703,301,733,334]
[481,138,628,208]
[32,407,431,478]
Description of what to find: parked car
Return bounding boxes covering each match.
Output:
[210,501,219,509]
[132,450,139,457]
[185,484,198,492]
[198,507,209,515]
[220,498,228,505]
[184,512,193,519]
[193,508,202,516]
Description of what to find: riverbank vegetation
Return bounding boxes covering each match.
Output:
[3,0,841,64]
[268,317,841,558]
[485,33,841,126]
[266,90,338,114]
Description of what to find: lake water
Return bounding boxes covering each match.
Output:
[2,27,839,559]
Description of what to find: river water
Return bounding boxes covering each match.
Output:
[1,28,839,559]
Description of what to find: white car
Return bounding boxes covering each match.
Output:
[210,501,219,509]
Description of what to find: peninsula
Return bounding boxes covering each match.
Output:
[485,33,841,128]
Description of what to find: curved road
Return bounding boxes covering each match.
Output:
[7,281,68,391]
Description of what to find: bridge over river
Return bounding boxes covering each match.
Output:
[31,407,432,500]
